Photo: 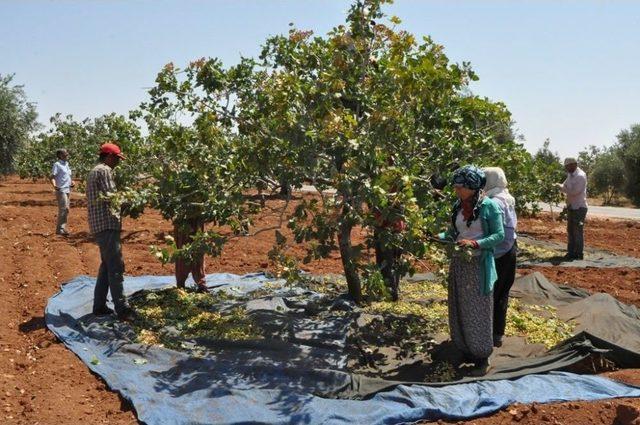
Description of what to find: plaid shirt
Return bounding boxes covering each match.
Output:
[86,163,121,234]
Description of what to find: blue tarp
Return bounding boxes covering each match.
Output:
[46,274,640,425]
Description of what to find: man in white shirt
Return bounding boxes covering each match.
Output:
[50,149,74,236]
[556,157,588,260]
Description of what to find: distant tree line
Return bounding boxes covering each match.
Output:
[576,126,640,206]
[531,126,640,207]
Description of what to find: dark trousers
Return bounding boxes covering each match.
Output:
[493,241,517,339]
[174,222,206,288]
[93,229,127,314]
[374,230,402,301]
[567,207,587,258]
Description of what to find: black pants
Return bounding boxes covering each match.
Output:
[374,231,402,301]
[493,241,517,339]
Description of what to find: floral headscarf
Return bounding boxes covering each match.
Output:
[452,165,486,190]
[451,165,486,228]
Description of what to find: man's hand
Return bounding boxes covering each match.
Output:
[457,239,478,248]
[554,183,564,190]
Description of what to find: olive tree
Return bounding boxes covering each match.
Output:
[616,124,640,206]
[0,74,39,175]
[591,149,625,205]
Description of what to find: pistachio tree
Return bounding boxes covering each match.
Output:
[15,113,145,190]
[238,0,530,302]
[128,60,255,274]
[531,139,565,216]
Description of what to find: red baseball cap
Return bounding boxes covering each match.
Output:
[99,142,125,160]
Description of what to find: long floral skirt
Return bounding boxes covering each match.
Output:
[448,256,494,359]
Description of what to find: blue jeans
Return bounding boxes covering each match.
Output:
[567,207,587,258]
[93,229,128,314]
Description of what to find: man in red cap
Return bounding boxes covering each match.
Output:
[85,142,134,321]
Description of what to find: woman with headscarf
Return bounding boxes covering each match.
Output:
[483,167,518,348]
[438,165,504,374]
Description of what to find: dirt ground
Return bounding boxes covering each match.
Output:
[520,213,640,258]
[1,177,640,425]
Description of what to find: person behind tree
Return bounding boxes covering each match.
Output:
[555,157,588,260]
[86,142,134,321]
[438,165,504,375]
[483,167,517,348]
[373,206,405,301]
[173,219,209,292]
[50,148,74,236]
[372,156,406,301]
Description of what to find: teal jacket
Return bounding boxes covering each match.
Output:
[439,197,505,294]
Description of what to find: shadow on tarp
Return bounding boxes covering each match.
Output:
[45,272,640,425]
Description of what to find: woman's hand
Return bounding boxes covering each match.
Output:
[457,239,478,248]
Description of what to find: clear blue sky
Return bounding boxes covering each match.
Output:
[2,0,639,158]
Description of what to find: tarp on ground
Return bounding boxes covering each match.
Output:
[46,272,640,424]
[517,235,640,268]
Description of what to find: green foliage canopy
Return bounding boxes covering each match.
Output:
[236,0,535,301]
[532,139,565,210]
[130,60,257,265]
[15,113,145,189]
[616,124,640,206]
[591,149,625,205]
[0,74,39,175]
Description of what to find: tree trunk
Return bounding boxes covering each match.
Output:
[374,229,400,301]
[279,178,292,197]
[338,220,362,304]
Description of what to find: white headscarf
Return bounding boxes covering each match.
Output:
[483,167,516,208]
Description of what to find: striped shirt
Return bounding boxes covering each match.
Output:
[86,163,121,234]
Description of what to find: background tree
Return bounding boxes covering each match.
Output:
[591,148,625,205]
[484,121,540,215]
[129,60,255,281]
[239,0,534,302]
[616,124,640,206]
[0,74,39,175]
[577,145,603,197]
[532,139,565,215]
[15,113,145,189]
[577,145,602,177]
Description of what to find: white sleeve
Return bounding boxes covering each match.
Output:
[51,163,59,177]
[560,176,569,194]
[566,174,586,196]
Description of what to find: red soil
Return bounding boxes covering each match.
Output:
[1,177,638,424]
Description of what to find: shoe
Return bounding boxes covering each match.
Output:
[196,283,209,293]
[457,353,476,368]
[573,254,584,260]
[562,254,575,261]
[56,230,70,237]
[116,307,136,322]
[467,358,491,377]
[493,335,503,348]
[93,306,114,316]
